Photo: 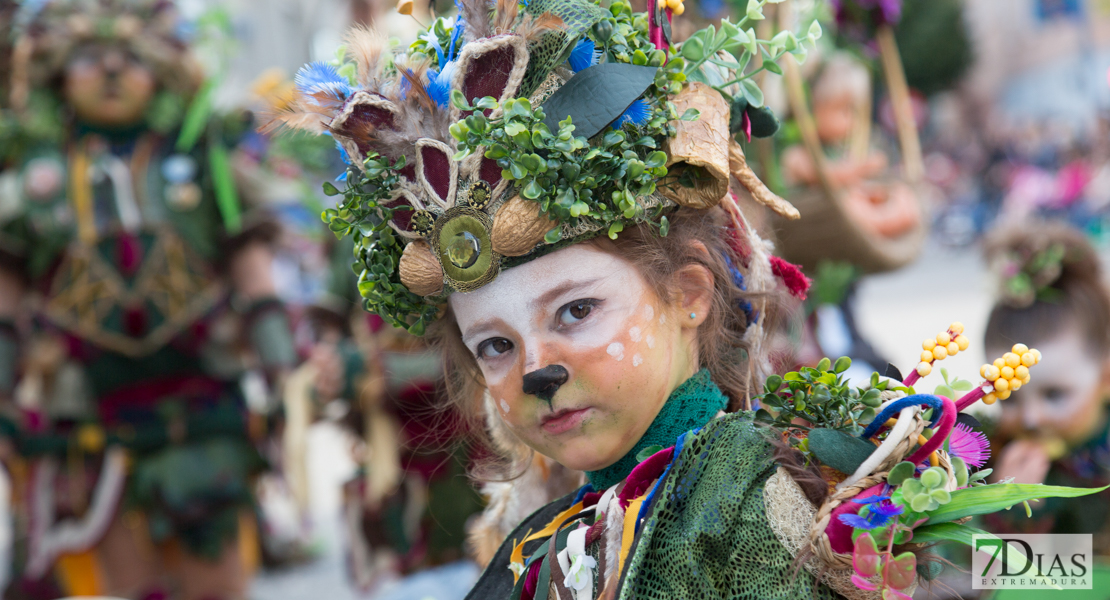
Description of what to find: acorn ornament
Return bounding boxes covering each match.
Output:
[491,195,557,257]
[399,240,443,297]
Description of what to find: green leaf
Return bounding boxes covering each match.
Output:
[543,227,563,244]
[322,182,341,197]
[474,96,499,110]
[540,64,657,140]
[763,60,783,76]
[833,356,852,373]
[740,79,764,108]
[888,461,916,486]
[764,374,783,393]
[679,108,700,121]
[817,357,831,372]
[522,180,543,199]
[636,445,664,462]
[175,79,216,153]
[925,484,1110,524]
[680,37,705,62]
[451,89,469,110]
[607,221,624,239]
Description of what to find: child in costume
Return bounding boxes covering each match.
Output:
[982,222,1110,554]
[272,0,1102,597]
[0,2,298,598]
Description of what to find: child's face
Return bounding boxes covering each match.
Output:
[814,93,857,144]
[992,327,1109,448]
[450,244,700,472]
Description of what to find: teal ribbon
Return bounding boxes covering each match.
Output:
[585,369,727,490]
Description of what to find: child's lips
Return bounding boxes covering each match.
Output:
[540,407,591,435]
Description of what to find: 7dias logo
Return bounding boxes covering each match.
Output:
[972,534,1092,590]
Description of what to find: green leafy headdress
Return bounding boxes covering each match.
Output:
[271,0,815,334]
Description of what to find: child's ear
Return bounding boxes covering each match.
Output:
[676,241,715,329]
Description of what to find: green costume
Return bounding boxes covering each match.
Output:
[467,371,843,600]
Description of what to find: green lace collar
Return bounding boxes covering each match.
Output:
[585,369,728,490]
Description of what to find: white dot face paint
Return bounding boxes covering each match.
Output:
[446,243,693,473]
[659,313,666,325]
[646,334,656,349]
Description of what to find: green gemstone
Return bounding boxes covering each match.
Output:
[446,231,481,269]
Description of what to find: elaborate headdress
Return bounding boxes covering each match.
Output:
[8,0,201,109]
[271,0,815,334]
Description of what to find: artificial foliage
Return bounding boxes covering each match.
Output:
[311,0,819,333]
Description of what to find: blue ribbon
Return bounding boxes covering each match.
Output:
[859,394,945,439]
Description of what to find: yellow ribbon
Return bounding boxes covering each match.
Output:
[618,494,647,575]
[508,500,585,583]
[69,141,96,244]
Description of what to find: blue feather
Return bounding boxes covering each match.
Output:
[568,38,600,73]
[447,15,465,62]
[612,99,651,128]
[295,62,352,100]
[428,60,457,108]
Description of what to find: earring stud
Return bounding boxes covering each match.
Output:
[689,312,697,319]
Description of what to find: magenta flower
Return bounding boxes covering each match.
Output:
[948,423,990,469]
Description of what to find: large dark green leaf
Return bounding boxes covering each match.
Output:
[541,63,658,140]
[806,427,877,475]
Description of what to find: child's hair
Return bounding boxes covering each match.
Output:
[812,53,870,108]
[427,205,784,472]
[984,221,1110,356]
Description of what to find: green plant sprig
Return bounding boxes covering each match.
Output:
[677,14,822,109]
[755,357,889,438]
[321,153,438,335]
[448,88,691,241]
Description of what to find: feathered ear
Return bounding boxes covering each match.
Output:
[382,190,425,238]
[416,139,456,209]
[329,91,400,167]
[450,34,529,121]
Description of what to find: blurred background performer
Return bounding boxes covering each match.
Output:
[982,222,1110,554]
[0,1,298,598]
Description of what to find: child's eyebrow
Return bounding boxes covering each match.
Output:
[529,278,602,311]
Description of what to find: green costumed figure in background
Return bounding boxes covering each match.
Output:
[0,1,298,598]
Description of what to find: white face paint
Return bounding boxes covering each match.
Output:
[448,244,696,472]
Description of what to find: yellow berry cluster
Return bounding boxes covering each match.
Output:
[656,0,686,15]
[915,322,969,377]
[979,343,1041,404]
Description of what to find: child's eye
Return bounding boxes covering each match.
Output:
[557,299,600,327]
[1043,387,1070,404]
[477,338,514,359]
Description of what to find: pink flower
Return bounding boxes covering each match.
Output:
[949,423,990,469]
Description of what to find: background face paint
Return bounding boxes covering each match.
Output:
[449,244,696,472]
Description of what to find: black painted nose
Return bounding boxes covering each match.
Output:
[522,365,569,404]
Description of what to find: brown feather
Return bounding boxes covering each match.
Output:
[492,0,519,34]
[344,25,387,88]
[514,12,565,43]
[458,0,494,42]
[258,105,329,135]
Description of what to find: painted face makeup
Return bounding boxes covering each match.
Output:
[992,327,1109,447]
[449,244,698,472]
